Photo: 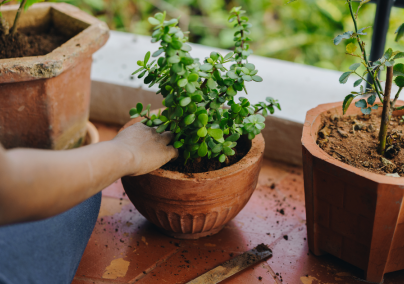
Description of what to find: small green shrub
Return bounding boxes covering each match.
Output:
[130,7,280,164]
[335,0,404,155]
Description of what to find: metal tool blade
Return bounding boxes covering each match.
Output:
[186,244,272,284]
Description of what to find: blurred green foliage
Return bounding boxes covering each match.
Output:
[49,0,404,71]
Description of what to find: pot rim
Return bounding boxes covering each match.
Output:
[122,115,265,181]
[0,3,109,83]
[302,100,404,185]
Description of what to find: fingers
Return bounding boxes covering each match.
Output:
[165,145,179,161]
[160,131,175,145]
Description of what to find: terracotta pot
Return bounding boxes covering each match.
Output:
[121,115,265,239]
[84,121,99,146]
[302,101,404,283]
[0,3,109,150]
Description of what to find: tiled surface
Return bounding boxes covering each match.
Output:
[74,122,404,284]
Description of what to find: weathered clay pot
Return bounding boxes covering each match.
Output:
[302,101,404,283]
[121,116,265,239]
[0,3,109,150]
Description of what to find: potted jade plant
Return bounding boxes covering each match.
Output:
[0,1,108,149]
[121,7,280,239]
[301,0,404,282]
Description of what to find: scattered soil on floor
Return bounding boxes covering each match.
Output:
[318,113,404,176]
[0,25,71,59]
[162,135,251,174]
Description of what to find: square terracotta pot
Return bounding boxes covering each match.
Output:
[0,3,109,149]
[302,101,404,283]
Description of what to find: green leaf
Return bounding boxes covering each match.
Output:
[367,94,376,105]
[231,104,241,113]
[395,76,404,88]
[180,97,191,107]
[181,44,192,52]
[156,123,169,133]
[181,57,194,65]
[395,23,404,42]
[212,144,223,153]
[245,63,255,71]
[198,114,208,126]
[188,73,199,82]
[208,128,223,140]
[342,94,355,115]
[171,40,183,50]
[384,48,393,60]
[372,105,379,110]
[197,127,208,137]
[152,49,164,57]
[339,72,352,84]
[248,132,255,140]
[207,78,216,89]
[177,78,188,87]
[198,142,208,157]
[334,31,353,45]
[148,17,160,25]
[174,141,183,148]
[175,106,183,117]
[210,99,221,109]
[346,43,357,54]
[354,79,363,87]
[394,64,404,77]
[185,83,196,94]
[252,75,263,82]
[349,63,361,71]
[146,120,153,127]
[164,19,178,26]
[184,114,195,125]
[168,56,180,64]
[172,63,183,73]
[224,52,234,60]
[191,94,203,102]
[394,52,404,59]
[361,107,372,115]
[227,71,238,79]
[210,52,219,61]
[355,99,367,108]
[200,63,213,72]
[219,154,226,163]
[226,133,240,142]
[226,86,237,96]
[223,147,235,156]
[129,108,138,117]
[136,103,143,113]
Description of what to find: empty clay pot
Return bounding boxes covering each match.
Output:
[302,101,404,283]
[0,3,109,150]
[121,116,265,239]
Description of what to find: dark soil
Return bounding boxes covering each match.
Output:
[162,135,251,174]
[0,26,71,59]
[318,113,404,176]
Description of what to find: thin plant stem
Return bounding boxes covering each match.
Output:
[378,66,394,155]
[347,0,383,103]
[10,0,26,35]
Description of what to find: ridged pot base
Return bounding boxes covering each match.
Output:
[157,225,225,240]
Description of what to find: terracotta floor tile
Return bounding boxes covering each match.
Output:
[102,179,129,200]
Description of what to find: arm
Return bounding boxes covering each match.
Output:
[0,123,177,226]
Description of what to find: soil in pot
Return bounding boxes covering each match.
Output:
[317,112,404,175]
[0,24,71,59]
[162,134,252,174]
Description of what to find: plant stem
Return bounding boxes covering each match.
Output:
[10,0,26,35]
[378,66,394,155]
[347,0,383,103]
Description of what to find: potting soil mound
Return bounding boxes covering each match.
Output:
[318,113,404,176]
[0,26,71,59]
[162,135,251,174]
